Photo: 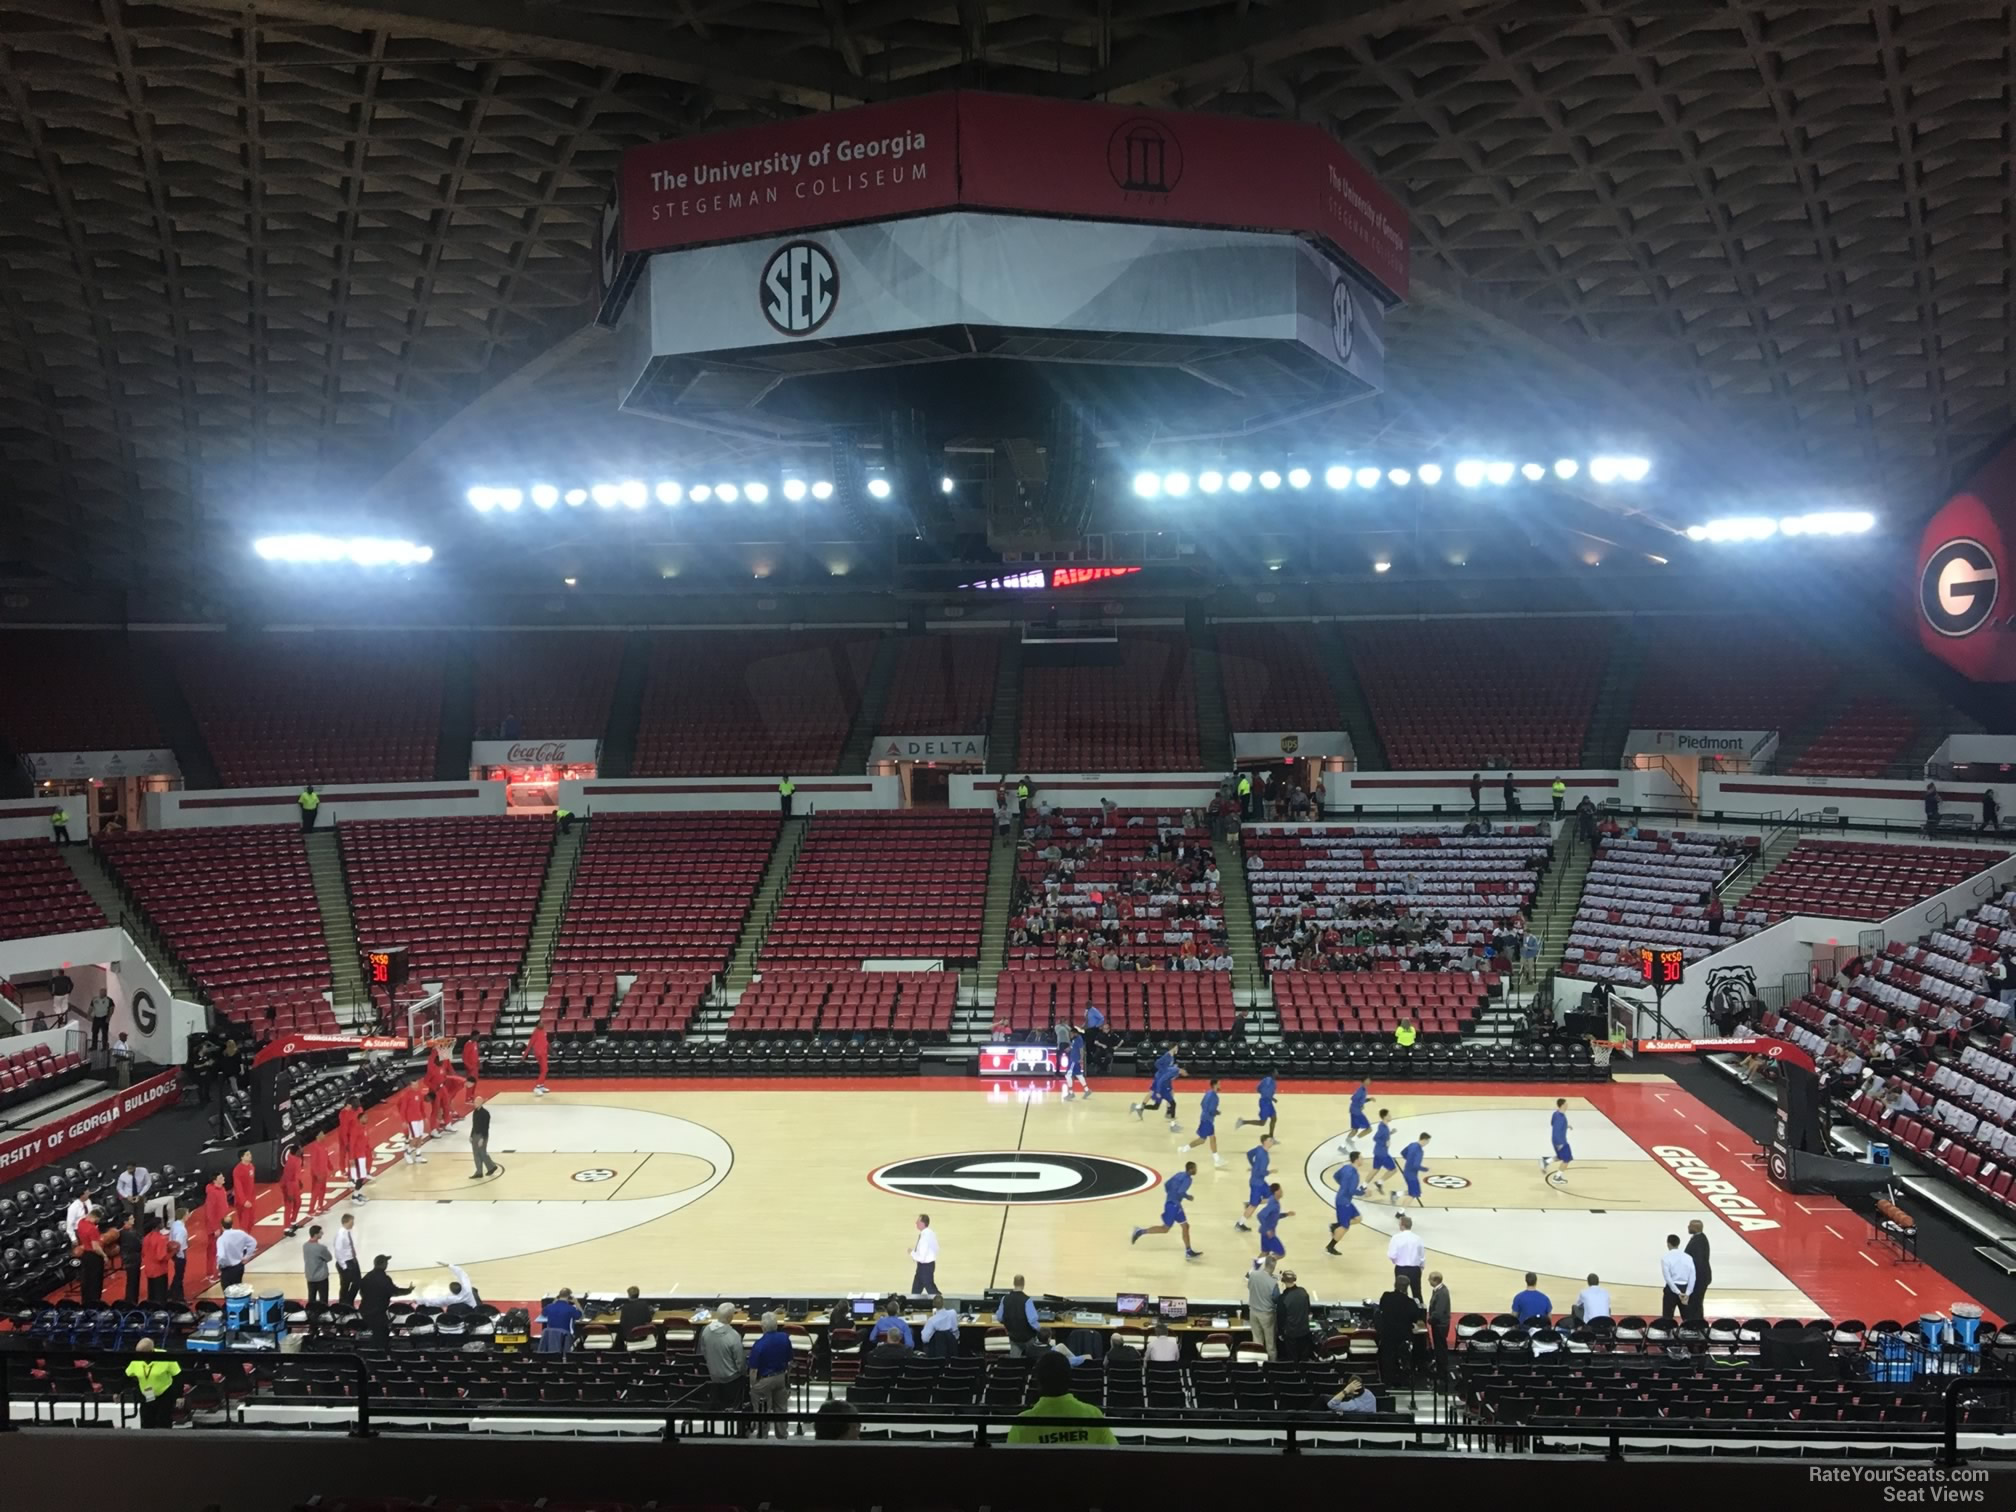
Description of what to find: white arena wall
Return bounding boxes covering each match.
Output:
[1700,771,2015,830]
[565,775,902,814]
[0,794,65,842]
[146,780,507,829]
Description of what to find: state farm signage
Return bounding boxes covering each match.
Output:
[619,92,1409,302]
[0,1071,180,1179]
[470,739,601,767]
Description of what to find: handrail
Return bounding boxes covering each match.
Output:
[1943,1375,2016,1465]
[0,1345,377,1437]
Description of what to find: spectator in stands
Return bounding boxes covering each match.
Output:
[1275,1270,1313,1361]
[85,986,113,1051]
[1573,1274,1610,1324]
[49,967,73,1026]
[1924,782,1941,835]
[1247,1253,1280,1358]
[1145,1318,1181,1362]
[538,1287,583,1354]
[1658,1233,1696,1322]
[1575,795,1598,845]
[815,1399,862,1440]
[1327,1376,1378,1416]
[1509,1272,1552,1326]
[994,791,1012,837]
[1503,772,1520,815]
[126,1337,181,1429]
[747,1311,794,1435]
[1983,787,2002,834]
[871,1296,915,1349]
[1007,1349,1116,1446]
[1705,891,1725,937]
[1426,1271,1451,1376]
[297,784,320,833]
[702,1304,749,1424]
[111,1032,133,1086]
[1551,777,1566,818]
[499,712,521,739]
[921,1294,961,1356]
[358,1255,412,1348]
[1394,1018,1418,1051]
[777,774,795,817]
[215,1216,257,1289]
[618,1285,655,1339]
[1468,773,1482,811]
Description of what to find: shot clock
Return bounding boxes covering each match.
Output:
[364,946,410,989]
[1637,947,1686,988]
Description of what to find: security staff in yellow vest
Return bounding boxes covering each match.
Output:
[50,807,72,845]
[1394,1020,1419,1051]
[555,806,576,836]
[125,1338,181,1428]
[297,784,321,833]
[778,775,796,817]
[1551,777,1567,818]
[1237,772,1254,819]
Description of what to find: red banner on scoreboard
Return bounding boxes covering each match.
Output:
[620,95,960,259]
[618,92,1410,301]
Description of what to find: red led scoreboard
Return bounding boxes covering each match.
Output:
[1637,947,1686,988]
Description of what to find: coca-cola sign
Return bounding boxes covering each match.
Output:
[470,738,601,768]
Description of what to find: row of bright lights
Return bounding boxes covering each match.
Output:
[254,535,433,566]
[467,477,904,512]
[1131,456,1651,499]
[1685,511,1877,543]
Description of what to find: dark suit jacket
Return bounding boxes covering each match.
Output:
[1684,1233,1712,1289]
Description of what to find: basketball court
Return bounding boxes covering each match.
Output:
[237,1074,1951,1321]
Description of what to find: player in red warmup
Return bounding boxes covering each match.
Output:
[231,1150,257,1223]
[305,1134,335,1219]
[279,1146,305,1234]
[440,1071,467,1125]
[461,1034,481,1089]
[201,1174,229,1279]
[525,1023,550,1096]
[342,1100,374,1202]
[424,1050,449,1130]
[397,1078,429,1164]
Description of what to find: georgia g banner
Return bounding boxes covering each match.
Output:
[1918,435,2016,681]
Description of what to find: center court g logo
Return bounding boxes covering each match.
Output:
[760,240,838,336]
[1921,538,1999,637]
[869,1152,1159,1205]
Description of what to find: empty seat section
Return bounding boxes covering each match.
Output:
[341,818,553,1006]
[1245,824,1547,974]
[1018,631,1199,771]
[1274,971,1491,1041]
[632,631,880,777]
[1629,619,1838,732]
[551,814,778,975]
[1785,696,1922,777]
[876,634,1001,734]
[544,967,713,1037]
[472,631,625,741]
[167,635,443,786]
[729,970,956,1037]
[1741,839,2006,922]
[1344,619,1602,769]
[97,827,335,1031]
[1006,807,1230,971]
[1216,624,1341,733]
[0,838,106,941]
[0,631,164,754]
[760,812,990,965]
[0,1043,86,1105]
[1559,828,1762,983]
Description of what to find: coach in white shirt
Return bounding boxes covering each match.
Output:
[1658,1234,1696,1321]
[215,1218,259,1289]
[64,1192,89,1243]
[1387,1213,1426,1300]
[116,1164,153,1220]
[909,1213,939,1295]
[414,1260,479,1309]
[1574,1274,1611,1324]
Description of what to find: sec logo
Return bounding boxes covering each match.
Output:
[869,1152,1159,1206]
[760,240,839,336]
[571,1168,617,1183]
[1424,1174,1471,1190]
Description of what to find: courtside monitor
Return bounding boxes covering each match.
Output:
[1158,1297,1188,1320]
[1116,1292,1149,1316]
[850,1298,877,1317]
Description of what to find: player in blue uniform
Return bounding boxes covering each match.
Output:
[1255,1182,1293,1260]
[1178,1078,1225,1167]
[1367,1109,1398,1197]
[1130,1045,1182,1132]
[1540,1098,1573,1185]
[1234,1071,1280,1136]
[1345,1079,1373,1147]
[1398,1131,1433,1208]
[1235,1136,1277,1231]
[1061,1031,1089,1100]
[1325,1152,1366,1252]
[1131,1160,1202,1259]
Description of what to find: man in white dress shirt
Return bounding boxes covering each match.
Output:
[1658,1233,1696,1322]
[64,1190,90,1243]
[1386,1213,1426,1300]
[414,1260,479,1309]
[214,1217,258,1289]
[116,1164,154,1223]
[909,1212,939,1295]
[1574,1273,1611,1324]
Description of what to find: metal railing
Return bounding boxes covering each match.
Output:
[0,1347,377,1436]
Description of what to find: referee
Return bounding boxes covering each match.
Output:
[1387,1212,1425,1300]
